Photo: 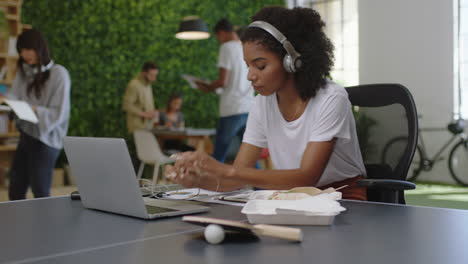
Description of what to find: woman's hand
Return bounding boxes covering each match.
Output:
[164,163,201,188]
[165,120,173,128]
[164,151,233,189]
[30,104,38,114]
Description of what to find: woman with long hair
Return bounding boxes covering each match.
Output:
[159,93,184,129]
[159,93,195,152]
[6,29,71,200]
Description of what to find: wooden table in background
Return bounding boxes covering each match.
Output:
[152,128,216,154]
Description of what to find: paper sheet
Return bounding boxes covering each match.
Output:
[217,191,254,203]
[4,99,39,123]
[181,74,208,89]
[166,188,222,200]
[164,188,249,207]
[195,196,246,207]
[181,74,223,95]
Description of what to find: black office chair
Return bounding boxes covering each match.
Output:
[346,84,417,204]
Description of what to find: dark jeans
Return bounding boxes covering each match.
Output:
[213,113,248,163]
[8,132,60,200]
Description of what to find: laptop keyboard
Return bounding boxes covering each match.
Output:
[145,205,178,214]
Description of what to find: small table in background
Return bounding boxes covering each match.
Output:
[152,127,216,154]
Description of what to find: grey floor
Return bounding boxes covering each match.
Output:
[406,182,468,210]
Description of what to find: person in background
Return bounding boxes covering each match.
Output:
[123,61,159,133]
[159,93,195,152]
[5,29,71,200]
[165,6,367,201]
[196,18,254,163]
[159,93,184,129]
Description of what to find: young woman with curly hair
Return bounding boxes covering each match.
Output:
[165,6,367,200]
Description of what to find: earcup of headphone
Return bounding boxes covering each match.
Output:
[283,55,295,73]
[283,55,302,73]
[294,57,302,71]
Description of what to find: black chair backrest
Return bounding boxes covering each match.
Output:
[346,84,418,201]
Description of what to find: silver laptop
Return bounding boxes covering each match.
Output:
[63,136,209,219]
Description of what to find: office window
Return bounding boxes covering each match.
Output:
[456,0,468,118]
[287,0,359,86]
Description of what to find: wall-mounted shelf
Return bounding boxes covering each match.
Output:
[0,0,27,186]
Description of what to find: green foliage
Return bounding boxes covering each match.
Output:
[21,0,283,142]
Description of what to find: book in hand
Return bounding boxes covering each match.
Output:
[2,99,39,124]
[181,74,208,89]
[181,74,223,94]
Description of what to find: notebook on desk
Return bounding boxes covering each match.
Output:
[63,136,209,219]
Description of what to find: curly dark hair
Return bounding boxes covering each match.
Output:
[241,6,334,100]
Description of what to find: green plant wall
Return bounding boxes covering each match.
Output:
[22,0,283,140]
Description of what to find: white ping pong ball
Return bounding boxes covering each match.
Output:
[204,224,225,244]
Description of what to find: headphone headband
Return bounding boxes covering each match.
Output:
[31,60,54,74]
[248,21,302,72]
[23,60,55,76]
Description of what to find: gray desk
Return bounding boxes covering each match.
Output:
[1,197,468,264]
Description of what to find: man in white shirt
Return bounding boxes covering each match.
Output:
[197,18,254,162]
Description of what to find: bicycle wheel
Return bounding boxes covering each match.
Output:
[448,140,468,186]
[381,136,423,181]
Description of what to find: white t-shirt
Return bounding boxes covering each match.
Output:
[242,81,366,187]
[217,40,254,117]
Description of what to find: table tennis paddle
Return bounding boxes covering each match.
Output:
[183,216,303,242]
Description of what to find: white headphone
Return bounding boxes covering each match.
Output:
[26,60,55,74]
[248,21,302,73]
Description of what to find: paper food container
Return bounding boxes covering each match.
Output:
[248,190,343,200]
[241,200,341,225]
[241,191,346,226]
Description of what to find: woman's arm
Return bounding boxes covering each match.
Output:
[215,143,263,191]
[35,67,71,135]
[165,143,261,191]
[166,139,336,191]
[233,143,262,168]
[227,140,336,189]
